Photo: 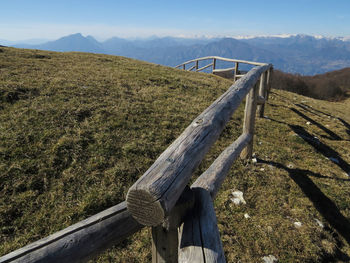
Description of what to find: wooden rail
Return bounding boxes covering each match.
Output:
[0,57,273,263]
[175,56,268,82]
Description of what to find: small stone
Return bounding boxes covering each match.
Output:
[258,141,262,145]
[230,190,246,205]
[306,121,311,125]
[287,164,294,169]
[294,222,302,228]
[262,255,278,263]
[267,226,273,233]
[260,168,265,171]
[252,158,257,164]
[244,213,251,219]
[315,219,324,228]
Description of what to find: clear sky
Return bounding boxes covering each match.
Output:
[1,0,350,41]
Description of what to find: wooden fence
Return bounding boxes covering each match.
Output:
[0,57,273,263]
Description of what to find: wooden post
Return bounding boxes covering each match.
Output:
[265,68,273,101]
[212,58,216,72]
[234,62,239,82]
[257,71,267,118]
[152,224,178,263]
[178,188,226,263]
[152,187,195,263]
[240,81,259,159]
[183,64,185,70]
[196,60,199,70]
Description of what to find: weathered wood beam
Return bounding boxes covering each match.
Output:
[188,65,196,71]
[192,133,251,199]
[177,56,267,67]
[0,202,142,263]
[196,63,214,72]
[126,64,269,227]
[151,187,195,263]
[257,71,267,117]
[240,82,259,159]
[178,188,226,263]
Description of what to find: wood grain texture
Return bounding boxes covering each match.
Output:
[240,82,259,159]
[257,71,267,117]
[192,133,251,199]
[178,188,226,263]
[127,64,270,226]
[0,202,142,263]
[152,186,195,263]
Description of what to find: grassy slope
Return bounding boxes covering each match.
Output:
[0,47,350,262]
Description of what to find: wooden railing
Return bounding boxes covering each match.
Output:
[175,56,267,82]
[0,58,273,263]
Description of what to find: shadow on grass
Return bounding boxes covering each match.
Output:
[257,158,350,255]
[291,108,342,140]
[338,118,350,136]
[267,116,350,175]
[289,125,350,175]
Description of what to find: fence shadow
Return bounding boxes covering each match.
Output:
[291,108,342,140]
[289,125,350,175]
[257,158,350,251]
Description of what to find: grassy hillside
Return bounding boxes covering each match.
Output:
[1,47,350,262]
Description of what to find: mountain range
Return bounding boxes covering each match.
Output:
[4,33,350,75]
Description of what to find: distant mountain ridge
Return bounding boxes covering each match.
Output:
[6,33,350,75]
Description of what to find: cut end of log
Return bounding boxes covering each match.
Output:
[126,188,165,226]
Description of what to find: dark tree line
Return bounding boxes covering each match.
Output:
[272,68,350,101]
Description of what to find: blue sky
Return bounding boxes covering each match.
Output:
[1,0,350,41]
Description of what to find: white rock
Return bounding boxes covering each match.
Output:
[231,190,246,205]
[294,222,302,228]
[287,164,294,169]
[244,213,251,219]
[306,121,311,125]
[260,168,265,171]
[258,141,262,145]
[252,158,257,163]
[262,255,278,263]
[315,219,324,228]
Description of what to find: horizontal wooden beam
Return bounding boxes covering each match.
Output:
[0,202,142,263]
[192,133,251,199]
[196,63,214,72]
[126,64,270,227]
[178,188,225,263]
[175,56,267,68]
[212,67,235,73]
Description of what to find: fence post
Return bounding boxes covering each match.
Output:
[196,60,199,70]
[234,62,239,82]
[152,224,178,263]
[212,58,216,72]
[240,81,259,159]
[265,68,273,101]
[257,71,267,118]
[151,186,194,263]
